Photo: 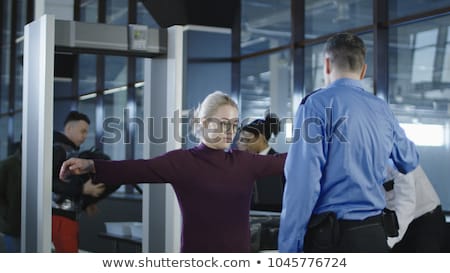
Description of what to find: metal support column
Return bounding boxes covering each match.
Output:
[142,25,183,252]
[22,14,55,252]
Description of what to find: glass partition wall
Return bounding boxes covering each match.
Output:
[388,14,450,208]
[239,0,450,211]
[240,0,292,153]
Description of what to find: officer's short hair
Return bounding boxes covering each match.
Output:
[324,32,366,73]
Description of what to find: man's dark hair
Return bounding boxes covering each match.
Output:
[324,32,366,72]
[241,113,280,141]
[64,111,90,126]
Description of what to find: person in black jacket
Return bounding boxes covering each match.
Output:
[0,144,22,252]
[52,111,105,252]
[77,148,121,211]
[238,113,285,251]
[238,113,284,212]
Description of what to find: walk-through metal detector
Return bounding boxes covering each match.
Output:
[22,14,184,252]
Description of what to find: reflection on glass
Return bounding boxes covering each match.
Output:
[389,0,450,20]
[442,26,450,83]
[106,0,127,25]
[137,1,159,27]
[241,0,291,55]
[105,56,127,90]
[134,59,146,159]
[305,0,372,39]
[412,47,437,83]
[16,0,27,37]
[411,29,438,84]
[134,86,144,159]
[103,89,126,160]
[100,56,136,162]
[13,112,21,143]
[78,54,97,95]
[136,58,144,82]
[304,33,373,94]
[389,15,450,211]
[78,97,96,150]
[305,43,325,93]
[80,0,98,23]
[389,15,450,111]
[15,40,23,110]
[360,33,374,93]
[240,49,292,152]
[1,0,11,114]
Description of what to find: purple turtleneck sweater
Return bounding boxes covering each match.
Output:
[94,143,286,252]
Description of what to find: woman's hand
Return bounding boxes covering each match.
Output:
[59,158,95,181]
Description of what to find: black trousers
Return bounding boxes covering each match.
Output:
[391,205,446,253]
[304,214,389,253]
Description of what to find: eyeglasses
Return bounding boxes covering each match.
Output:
[220,120,239,132]
[205,118,239,133]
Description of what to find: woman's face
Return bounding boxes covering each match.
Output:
[202,104,239,150]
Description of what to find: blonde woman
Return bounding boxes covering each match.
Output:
[59,91,286,253]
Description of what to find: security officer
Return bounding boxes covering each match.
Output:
[279,32,419,253]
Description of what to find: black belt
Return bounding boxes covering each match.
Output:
[338,214,383,230]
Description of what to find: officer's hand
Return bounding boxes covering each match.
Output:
[82,179,105,197]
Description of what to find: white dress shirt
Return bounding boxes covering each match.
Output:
[385,165,441,248]
[258,146,271,155]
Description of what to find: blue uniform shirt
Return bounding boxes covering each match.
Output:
[279,78,419,252]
